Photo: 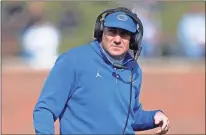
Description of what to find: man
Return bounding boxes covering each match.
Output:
[33,7,170,134]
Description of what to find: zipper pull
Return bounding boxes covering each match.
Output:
[114,67,117,83]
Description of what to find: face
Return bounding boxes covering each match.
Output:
[101,27,132,60]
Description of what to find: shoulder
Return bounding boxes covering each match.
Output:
[61,42,92,58]
[136,63,142,75]
[133,61,142,76]
[55,41,95,65]
[133,61,142,83]
[65,45,90,56]
[65,40,96,56]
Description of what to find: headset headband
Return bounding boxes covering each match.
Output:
[96,8,144,36]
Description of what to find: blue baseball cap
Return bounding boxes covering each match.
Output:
[104,12,137,33]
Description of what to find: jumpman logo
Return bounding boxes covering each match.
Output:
[96,69,102,78]
[129,76,135,83]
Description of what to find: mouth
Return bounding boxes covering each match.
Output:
[111,45,123,48]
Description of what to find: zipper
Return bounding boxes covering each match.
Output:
[114,67,120,84]
[114,67,117,83]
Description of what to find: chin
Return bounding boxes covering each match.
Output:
[110,51,124,57]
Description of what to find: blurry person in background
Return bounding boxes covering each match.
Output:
[177,3,205,59]
[132,1,163,57]
[33,7,170,134]
[21,2,61,69]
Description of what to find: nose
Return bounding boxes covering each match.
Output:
[113,34,121,45]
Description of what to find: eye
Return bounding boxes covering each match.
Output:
[120,30,131,37]
[108,28,117,34]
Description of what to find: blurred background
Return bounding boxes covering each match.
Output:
[1,1,205,134]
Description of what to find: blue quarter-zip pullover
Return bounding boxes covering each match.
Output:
[33,40,160,134]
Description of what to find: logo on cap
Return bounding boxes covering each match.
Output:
[117,14,128,21]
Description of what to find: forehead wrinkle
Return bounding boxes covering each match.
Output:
[105,27,131,33]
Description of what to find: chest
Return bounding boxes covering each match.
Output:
[70,59,141,109]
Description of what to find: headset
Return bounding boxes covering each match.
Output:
[94,7,144,59]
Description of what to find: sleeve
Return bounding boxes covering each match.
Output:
[33,53,76,134]
[131,67,161,131]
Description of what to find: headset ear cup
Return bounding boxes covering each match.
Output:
[100,20,104,31]
[98,20,104,41]
[130,33,139,50]
[136,31,143,57]
[135,34,140,50]
[94,20,100,39]
[137,29,143,49]
[94,20,104,40]
[129,35,135,50]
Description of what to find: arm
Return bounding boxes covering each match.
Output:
[131,68,161,131]
[132,98,160,131]
[33,53,76,134]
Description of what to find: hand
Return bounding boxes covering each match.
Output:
[154,111,170,134]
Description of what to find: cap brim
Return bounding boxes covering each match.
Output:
[104,22,136,33]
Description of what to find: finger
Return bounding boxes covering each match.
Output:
[155,129,169,135]
[165,120,170,131]
[155,118,160,125]
[161,119,168,131]
[155,128,162,134]
[164,121,170,132]
[155,117,162,125]
[162,128,169,134]
[161,122,170,135]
